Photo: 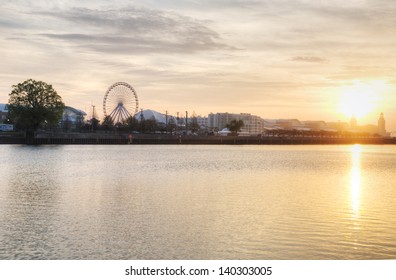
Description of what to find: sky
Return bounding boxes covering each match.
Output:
[1,0,396,130]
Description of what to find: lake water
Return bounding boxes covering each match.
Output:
[0,144,396,260]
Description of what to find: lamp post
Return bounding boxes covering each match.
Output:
[140,109,144,133]
[176,112,179,134]
[165,110,168,133]
[91,105,96,132]
[185,111,188,135]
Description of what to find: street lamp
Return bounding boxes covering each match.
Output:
[185,111,188,135]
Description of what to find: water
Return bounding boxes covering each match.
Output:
[1,144,396,259]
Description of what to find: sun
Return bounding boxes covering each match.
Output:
[338,80,387,118]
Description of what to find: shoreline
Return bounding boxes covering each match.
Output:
[1,132,395,145]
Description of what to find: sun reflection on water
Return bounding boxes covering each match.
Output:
[350,144,361,219]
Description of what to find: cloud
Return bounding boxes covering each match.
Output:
[2,0,396,128]
[326,66,396,81]
[0,17,27,29]
[34,6,232,54]
[290,56,327,63]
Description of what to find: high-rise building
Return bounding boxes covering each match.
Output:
[208,112,263,135]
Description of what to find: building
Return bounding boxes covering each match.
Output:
[208,112,263,135]
[378,112,386,135]
[326,122,349,132]
[208,112,231,131]
[134,109,177,125]
[262,119,281,133]
[2,103,87,129]
[195,115,208,129]
[275,119,303,130]
[0,104,9,123]
[242,113,263,135]
[302,121,327,131]
[359,124,380,135]
[60,106,87,129]
[344,113,387,136]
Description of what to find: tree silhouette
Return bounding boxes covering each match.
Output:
[226,119,244,135]
[8,79,64,130]
[126,116,139,132]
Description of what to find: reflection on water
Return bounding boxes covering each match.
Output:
[1,145,396,260]
[350,144,361,219]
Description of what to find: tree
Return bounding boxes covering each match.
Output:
[101,116,114,131]
[8,79,64,130]
[89,117,100,131]
[189,116,200,133]
[143,117,158,133]
[226,119,244,135]
[124,116,138,131]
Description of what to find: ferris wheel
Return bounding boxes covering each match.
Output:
[103,82,139,124]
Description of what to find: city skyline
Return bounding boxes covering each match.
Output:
[1,0,396,130]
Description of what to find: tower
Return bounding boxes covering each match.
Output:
[91,104,97,120]
[378,112,386,135]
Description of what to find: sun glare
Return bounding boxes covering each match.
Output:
[338,80,387,118]
[350,144,361,219]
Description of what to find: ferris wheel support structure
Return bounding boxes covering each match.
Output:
[103,82,139,124]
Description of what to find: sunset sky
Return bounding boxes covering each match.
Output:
[1,0,396,130]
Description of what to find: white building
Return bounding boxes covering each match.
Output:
[195,115,208,129]
[134,109,177,125]
[208,112,263,135]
